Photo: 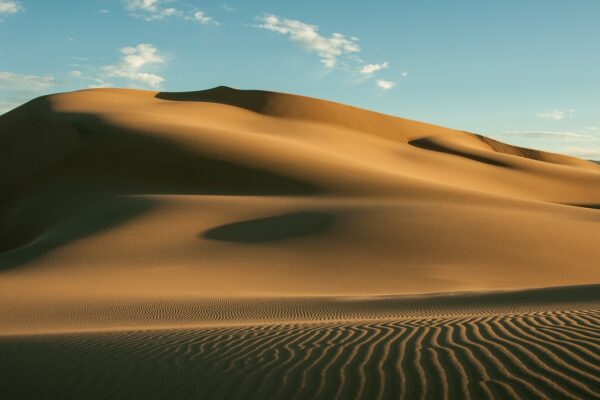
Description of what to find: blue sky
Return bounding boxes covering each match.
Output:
[1,0,600,159]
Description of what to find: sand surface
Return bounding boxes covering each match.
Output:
[0,87,599,399]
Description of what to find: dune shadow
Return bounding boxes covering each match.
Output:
[567,203,600,210]
[202,212,336,243]
[155,87,271,114]
[45,125,319,196]
[0,195,155,271]
[0,96,321,271]
[375,283,600,310]
[2,95,319,198]
[409,137,511,168]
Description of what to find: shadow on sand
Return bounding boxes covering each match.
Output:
[202,212,336,243]
[0,95,321,271]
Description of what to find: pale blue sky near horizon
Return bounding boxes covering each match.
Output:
[1,0,599,159]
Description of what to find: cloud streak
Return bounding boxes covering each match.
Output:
[256,14,360,69]
[536,109,575,121]
[124,0,217,24]
[255,14,404,89]
[497,130,587,140]
[359,62,389,75]
[562,147,600,160]
[124,0,179,20]
[0,71,57,114]
[0,71,55,91]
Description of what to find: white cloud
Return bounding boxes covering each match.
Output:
[536,108,575,121]
[124,0,217,25]
[359,61,388,75]
[191,10,218,25]
[0,71,57,115]
[0,0,22,15]
[69,70,83,78]
[0,71,56,91]
[400,71,408,77]
[256,14,360,69]
[88,78,114,89]
[102,43,166,89]
[0,99,21,114]
[124,0,181,21]
[222,4,235,12]
[99,9,110,14]
[562,147,600,160]
[376,79,396,90]
[254,13,407,85]
[126,0,161,13]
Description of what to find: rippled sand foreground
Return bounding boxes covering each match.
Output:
[1,306,598,400]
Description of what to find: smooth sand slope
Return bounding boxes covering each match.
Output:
[0,87,599,399]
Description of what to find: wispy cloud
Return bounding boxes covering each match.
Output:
[102,43,166,89]
[0,44,168,113]
[495,126,600,160]
[0,99,21,114]
[189,10,218,25]
[124,0,180,20]
[0,0,23,20]
[124,0,217,25]
[255,13,404,89]
[359,61,388,75]
[376,79,396,90]
[256,14,360,69]
[98,9,110,14]
[498,130,587,140]
[536,108,575,121]
[562,147,600,160]
[0,71,56,91]
[0,71,57,114]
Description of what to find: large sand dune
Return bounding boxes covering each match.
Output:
[0,87,599,398]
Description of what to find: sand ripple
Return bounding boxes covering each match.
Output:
[1,308,598,400]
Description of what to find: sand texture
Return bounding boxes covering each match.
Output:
[0,87,599,399]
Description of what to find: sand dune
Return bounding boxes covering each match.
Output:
[0,87,599,398]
